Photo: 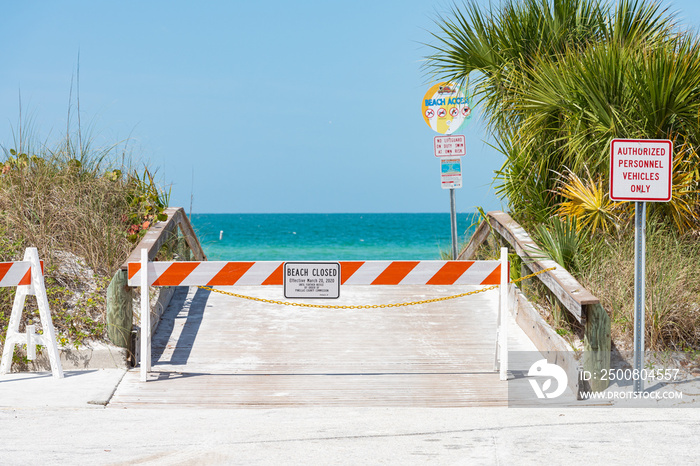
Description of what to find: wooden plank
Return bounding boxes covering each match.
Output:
[510,284,583,398]
[121,207,207,270]
[109,284,541,408]
[172,209,207,262]
[458,219,490,260]
[520,260,585,323]
[109,371,508,408]
[488,211,599,323]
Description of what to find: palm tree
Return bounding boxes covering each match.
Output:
[425,0,699,230]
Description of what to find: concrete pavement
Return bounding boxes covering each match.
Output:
[0,400,699,465]
[0,369,699,464]
[0,369,126,408]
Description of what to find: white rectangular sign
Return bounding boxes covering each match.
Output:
[434,135,466,157]
[609,139,673,202]
[441,158,462,189]
[284,262,340,299]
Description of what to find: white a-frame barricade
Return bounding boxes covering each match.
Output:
[129,247,510,382]
[0,248,64,379]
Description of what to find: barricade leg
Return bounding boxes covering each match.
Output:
[0,280,30,375]
[0,248,63,378]
[494,247,509,380]
[140,248,150,382]
[494,293,501,372]
[28,248,63,378]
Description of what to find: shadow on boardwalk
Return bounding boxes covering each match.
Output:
[151,286,211,366]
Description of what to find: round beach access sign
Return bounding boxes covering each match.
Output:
[421,82,472,135]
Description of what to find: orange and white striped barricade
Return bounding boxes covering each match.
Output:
[0,248,63,379]
[129,247,510,382]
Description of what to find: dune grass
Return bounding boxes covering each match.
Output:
[576,222,700,351]
[0,119,169,358]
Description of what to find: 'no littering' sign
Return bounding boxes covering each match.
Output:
[609,139,673,202]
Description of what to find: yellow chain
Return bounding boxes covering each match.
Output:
[196,266,555,310]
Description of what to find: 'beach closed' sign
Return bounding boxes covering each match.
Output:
[609,139,673,202]
[284,262,340,299]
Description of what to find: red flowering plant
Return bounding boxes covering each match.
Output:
[124,167,170,243]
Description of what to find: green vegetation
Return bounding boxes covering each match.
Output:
[578,221,700,350]
[427,0,700,350]
[0,116,170,360]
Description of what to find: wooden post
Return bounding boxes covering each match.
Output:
[106,270,133,350]
[583,303,611,392]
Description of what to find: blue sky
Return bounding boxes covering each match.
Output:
[3,0,699,214]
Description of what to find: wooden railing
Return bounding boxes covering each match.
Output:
[105,207,206,359]
[461,211,610,393]
[119,207,206,269]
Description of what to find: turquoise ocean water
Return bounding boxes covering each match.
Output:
[190,213,478,261]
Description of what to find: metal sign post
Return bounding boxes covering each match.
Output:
[633,201,646,393]
[610,139,672,394]
[440,158,462,259]
[449,189,458,259]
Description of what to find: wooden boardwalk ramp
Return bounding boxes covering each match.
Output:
[109,284,540,408]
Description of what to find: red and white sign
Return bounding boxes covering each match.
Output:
[434,135,466,157]
[127,260,505,287]
[609,139,673,202]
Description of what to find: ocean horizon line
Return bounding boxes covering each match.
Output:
[190,211,481,215]
[190,212,479,261]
